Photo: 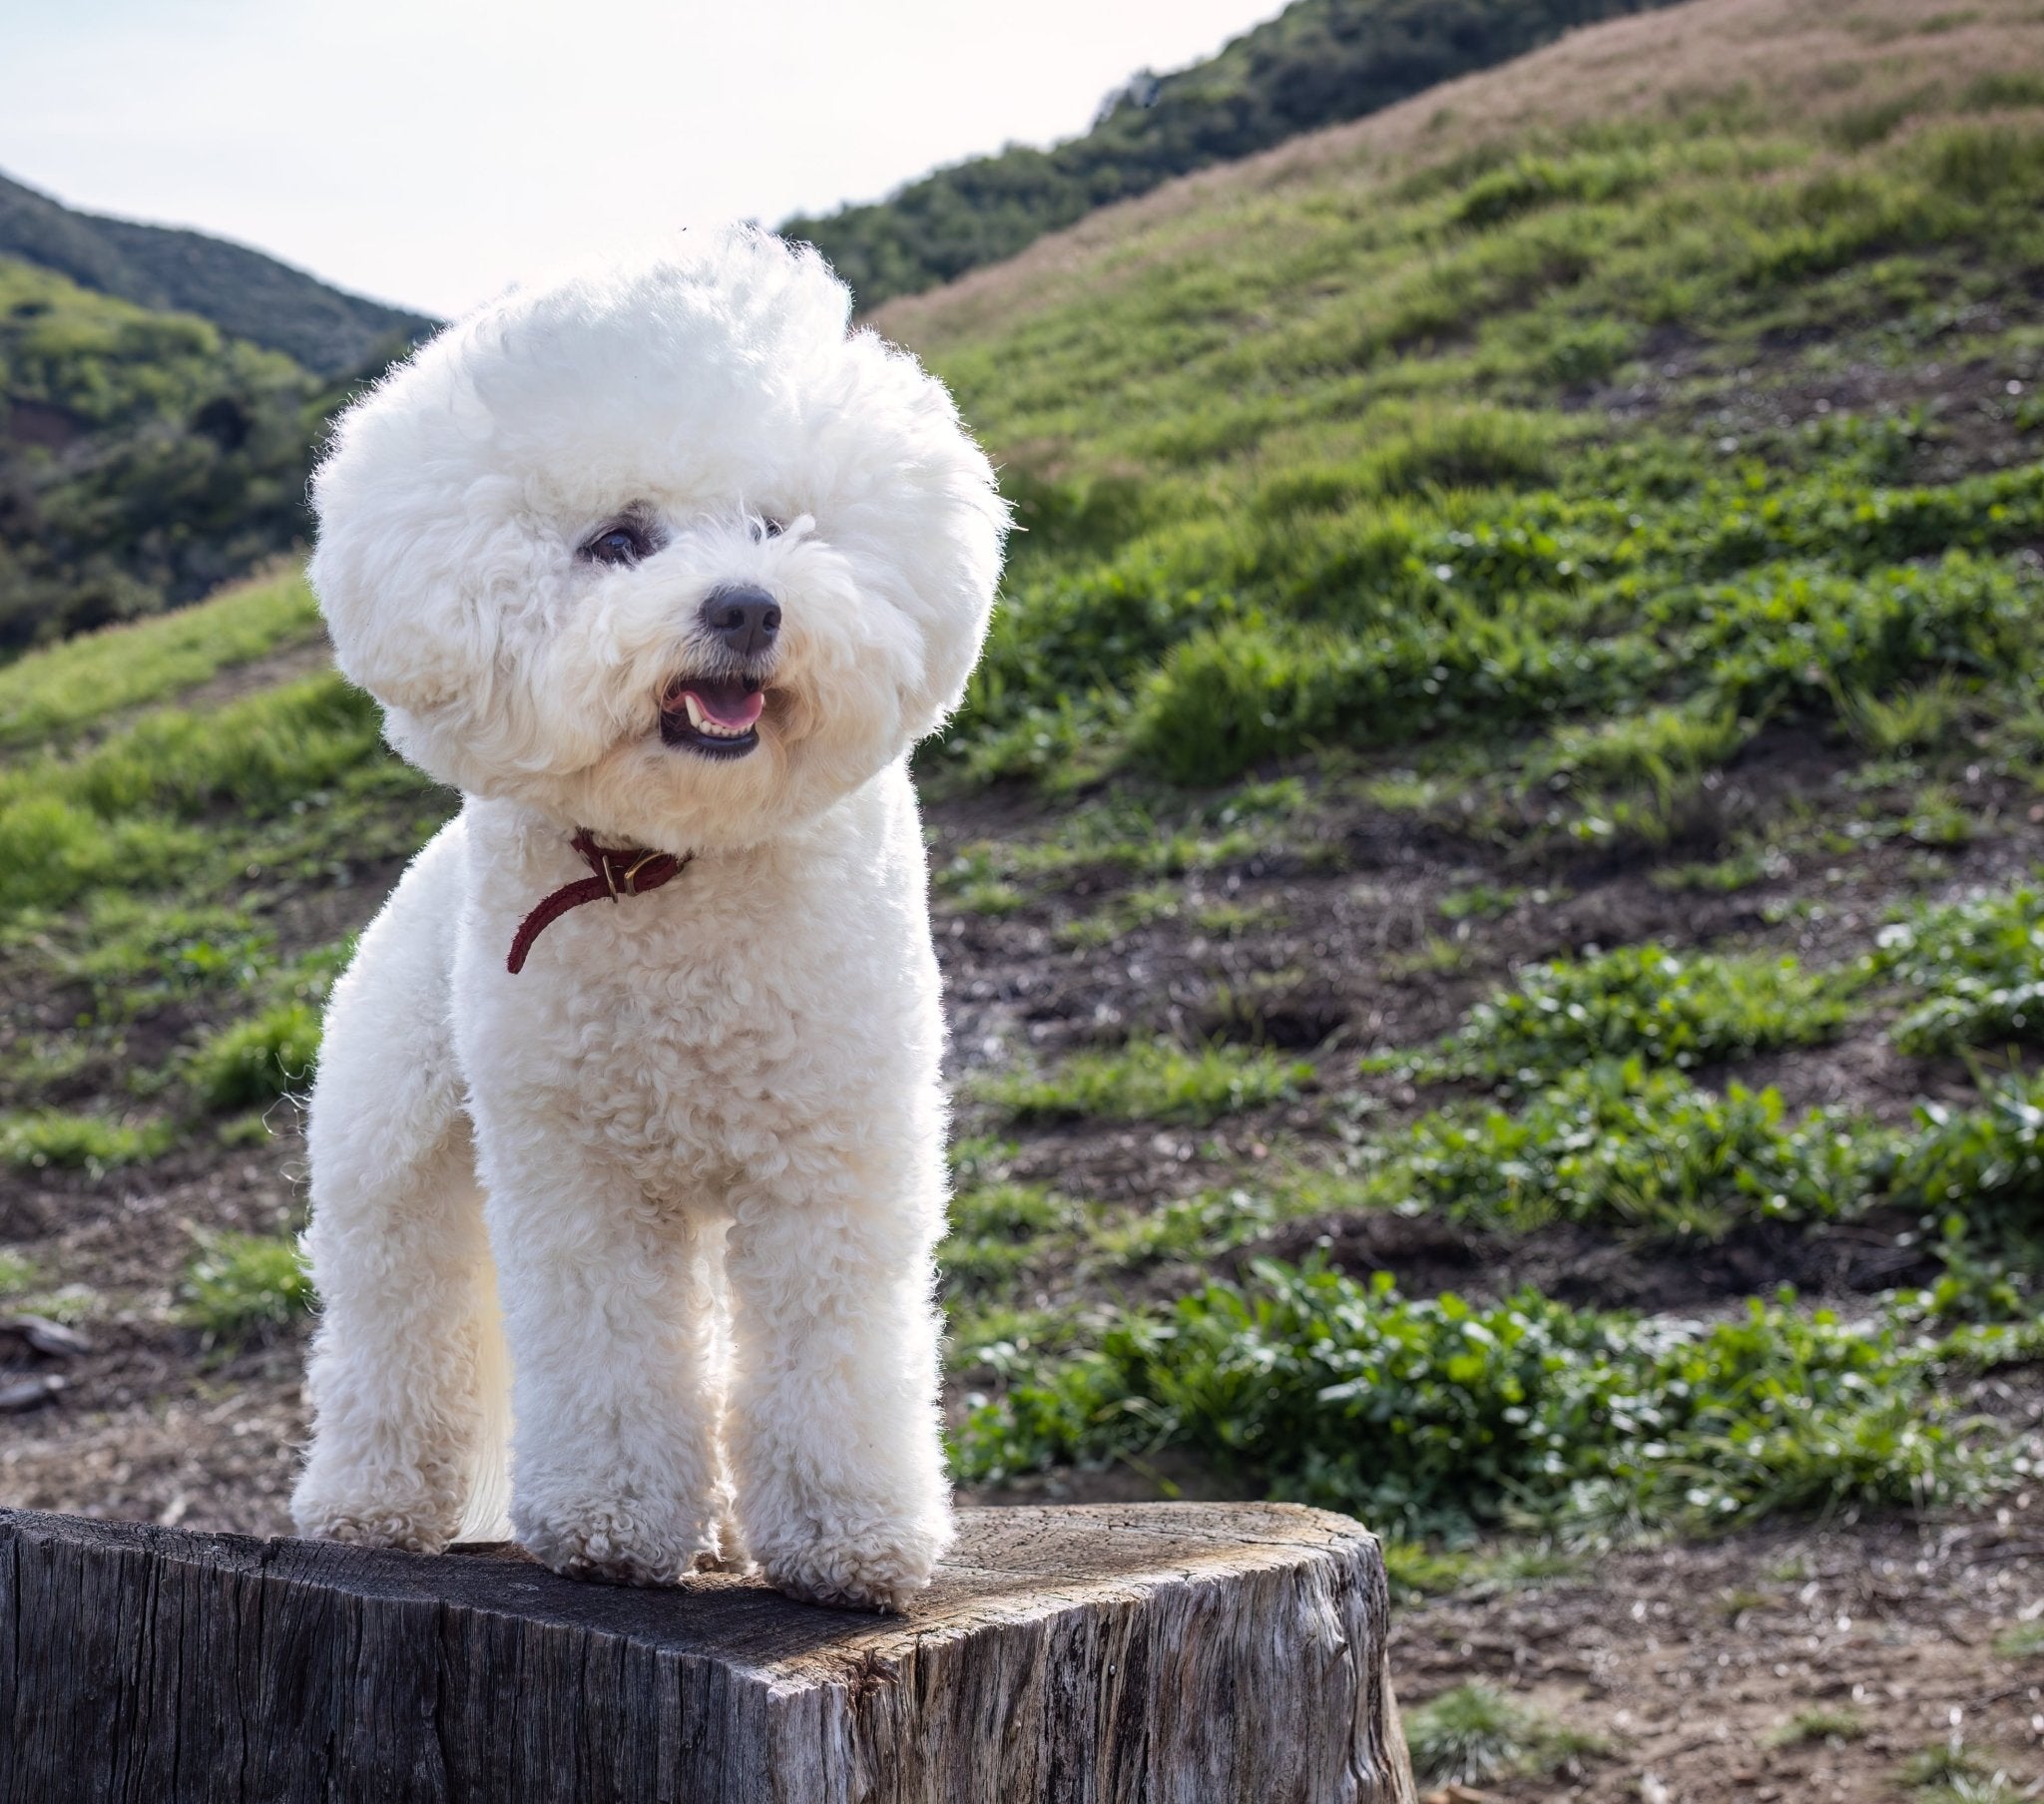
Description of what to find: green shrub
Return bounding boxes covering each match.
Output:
[977,1038,1311,1126]
[190,1000,321,1109]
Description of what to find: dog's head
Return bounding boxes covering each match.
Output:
[310,228,1006,849]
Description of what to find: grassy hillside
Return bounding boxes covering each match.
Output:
[0,257,377,650]
[884,0,2044,804]
[0,170,432,377]
[6,1,2044,1791]
[782,0,1683,307]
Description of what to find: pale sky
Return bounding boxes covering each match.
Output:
[0,0,1287,319]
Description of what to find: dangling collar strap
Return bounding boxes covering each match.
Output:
[507,829,692,975]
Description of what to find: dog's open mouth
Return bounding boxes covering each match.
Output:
[659,674,767,758]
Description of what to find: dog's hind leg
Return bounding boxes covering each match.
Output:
[292,822,501,1553]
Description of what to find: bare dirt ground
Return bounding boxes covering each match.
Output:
[1396,1492,2044,1802]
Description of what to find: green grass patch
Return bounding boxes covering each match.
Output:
[952,1260,2016,1540]
[1875,887,2044,1057]
[0,567,321,750]
[1406,1682,1600,1790]
[0,671,395,915]
[1372,942,1852,1088]
[941,1183,1079,1299]
[1389,1059,1881,1235]
[1992,1619,2044,1660]
[1887,1073,2044,1243]
[1765,1706,1867,1749]
[178,1229,314,1344]
[0,1108,175,1174]
[977,1038,1312,1127]
[189,999,321,1110]
[1054,884,1184,949]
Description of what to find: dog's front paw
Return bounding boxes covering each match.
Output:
[755,1520,946,1613]
[292,1492,456,1555]
[513,1494,723,1585]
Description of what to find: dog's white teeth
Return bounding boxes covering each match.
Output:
[683,693,708,730]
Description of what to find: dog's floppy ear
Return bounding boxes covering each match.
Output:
[307,358,530,724]
[309,541,472,719]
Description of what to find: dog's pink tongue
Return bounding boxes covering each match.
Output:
[683,685,766,730]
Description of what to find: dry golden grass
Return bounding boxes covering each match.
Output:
[873,0,2044,354]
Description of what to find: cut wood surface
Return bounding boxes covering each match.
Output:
[0,1499,1414,1804]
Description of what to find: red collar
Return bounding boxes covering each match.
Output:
[507,829,693,975]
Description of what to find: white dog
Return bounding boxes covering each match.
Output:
[288,228,1006,1611]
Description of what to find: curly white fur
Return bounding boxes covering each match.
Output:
[288,228,1006,1610]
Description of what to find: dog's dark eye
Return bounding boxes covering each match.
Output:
[756,515,786,542]
[581,520,655,567]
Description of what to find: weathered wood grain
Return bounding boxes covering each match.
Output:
[0,1500,1415,1804]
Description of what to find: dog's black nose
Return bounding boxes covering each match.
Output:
[701,586,781,659]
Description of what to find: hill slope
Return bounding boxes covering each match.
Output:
[780,0,1686,306]
[4,3,2044,1797]
[0,170,432,377]
[0,256,355,648]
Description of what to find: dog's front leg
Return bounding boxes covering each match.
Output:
[724,1166,952,1612]
[485,1151,729,1583]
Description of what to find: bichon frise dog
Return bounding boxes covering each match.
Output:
[288,227,1007,1611]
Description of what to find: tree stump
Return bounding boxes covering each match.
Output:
[0,1499,1414,1803]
